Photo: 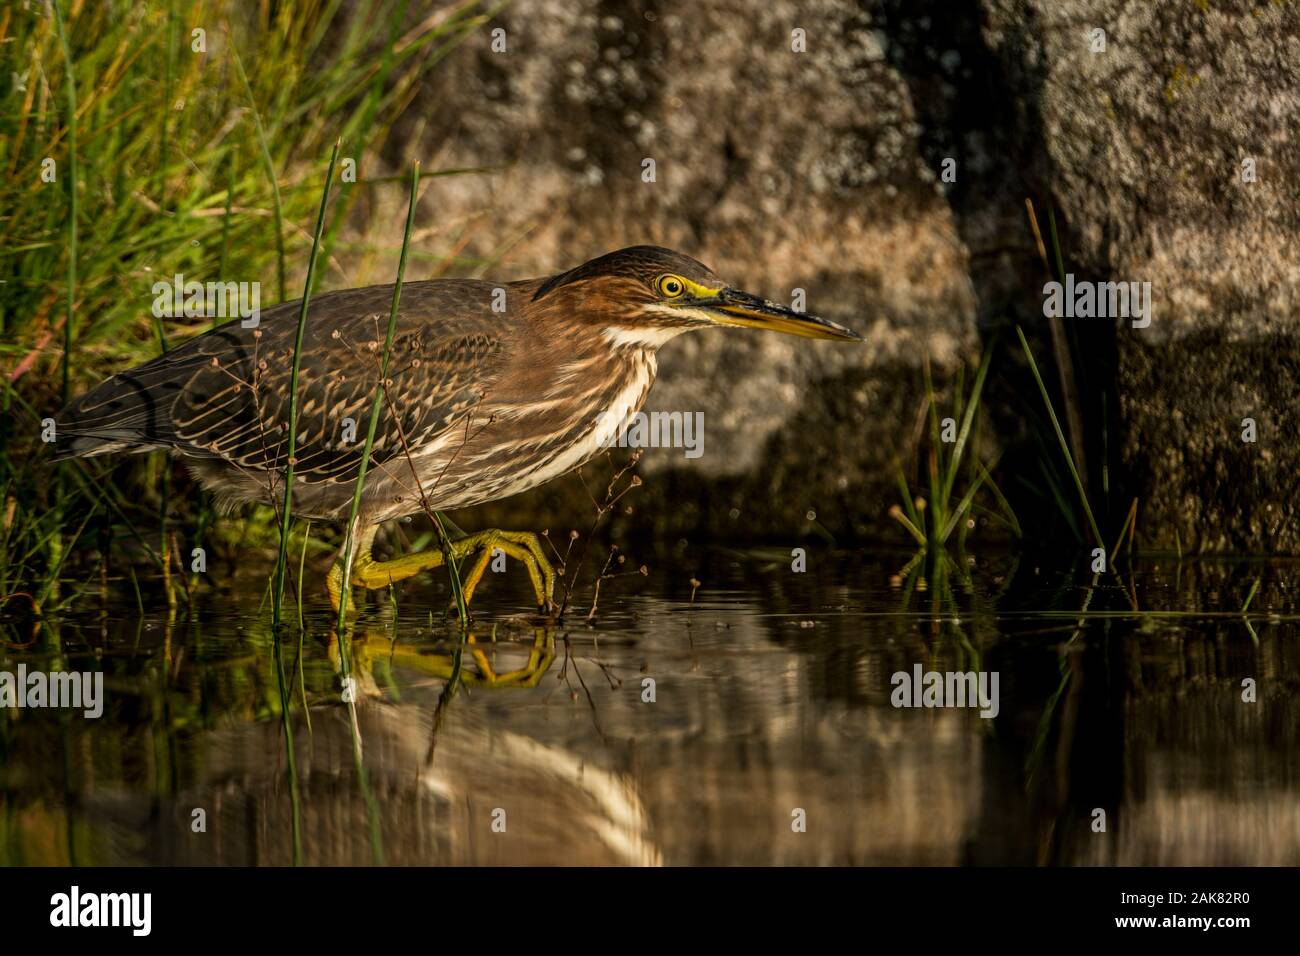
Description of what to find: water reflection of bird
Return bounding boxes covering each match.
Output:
[103,688,663,865]
[54,246,860,613]
[232,626,658,865]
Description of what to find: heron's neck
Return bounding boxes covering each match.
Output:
[600,324,689,350]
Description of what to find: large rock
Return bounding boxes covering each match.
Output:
[344,0,1297,547]
[980,0,1300,549]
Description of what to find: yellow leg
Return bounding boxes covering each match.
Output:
[327,526,556,615]
[326,524,376,613]
[458,546,496,604]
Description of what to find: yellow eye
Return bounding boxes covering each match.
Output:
[657,275,686,298]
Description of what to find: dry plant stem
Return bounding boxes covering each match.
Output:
[586,547,620,622]
[540,530,578,609]
[561,450,642,619]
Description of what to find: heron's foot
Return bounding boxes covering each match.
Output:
[456,529,558,617]
[327,528,557,616]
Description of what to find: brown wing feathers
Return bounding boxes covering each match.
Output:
[54,282,508,483]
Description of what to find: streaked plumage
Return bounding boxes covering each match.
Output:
[55,246,860,611]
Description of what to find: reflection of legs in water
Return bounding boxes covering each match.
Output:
[459,628,556,688]
[346,627,556,691]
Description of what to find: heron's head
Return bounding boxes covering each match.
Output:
[533,245,862,348]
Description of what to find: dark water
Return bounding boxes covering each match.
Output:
[2,547,1298,866]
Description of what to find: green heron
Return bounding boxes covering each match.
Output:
[55,246,860,614]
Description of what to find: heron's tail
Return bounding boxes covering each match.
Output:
[51,359,187,461]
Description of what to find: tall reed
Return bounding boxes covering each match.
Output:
[271,142,340,630]
[334,163,422,631]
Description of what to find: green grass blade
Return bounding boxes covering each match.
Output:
[941,346,994,506]
[230,34,287,303]
[272,142,340,629]
[1017,325,1104,548]
[51,0,78,407]
[334,161,421,631]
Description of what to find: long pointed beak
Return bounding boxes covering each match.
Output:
[699,288,862,341]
